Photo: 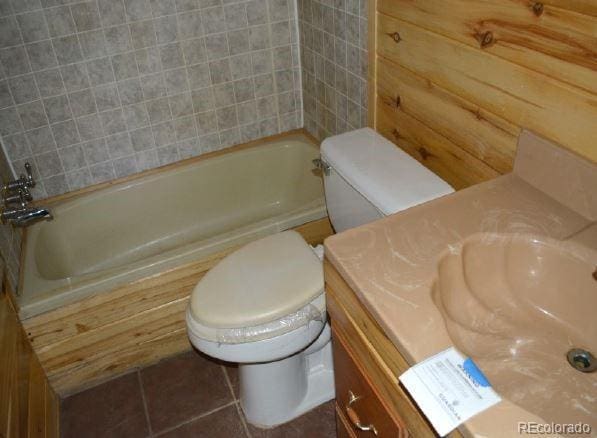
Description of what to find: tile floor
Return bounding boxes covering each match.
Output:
[60,349,337,438]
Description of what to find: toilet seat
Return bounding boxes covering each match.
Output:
[186,294,326,344]
[187,231,325,345]
[186,308,327,363]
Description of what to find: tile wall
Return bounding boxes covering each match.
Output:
[297,0,368,140]
[0,0,371,292]
[0,0,302,198]
[0,143,20,291]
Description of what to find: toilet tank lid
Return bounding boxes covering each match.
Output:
[321,128,454,215]
[189,231,324,329]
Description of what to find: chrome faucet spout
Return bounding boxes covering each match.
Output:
[2,207,53,227]
[1,162,52,227]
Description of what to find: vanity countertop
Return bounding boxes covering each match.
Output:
[324,131,597,437]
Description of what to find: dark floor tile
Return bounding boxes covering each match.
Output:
[141,350,233,433]
[60,372,149,438]
[158,404,247,438]
[247,401,337,438]
[222,362,240,399]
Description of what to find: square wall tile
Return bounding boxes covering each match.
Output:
[0,0,309,200]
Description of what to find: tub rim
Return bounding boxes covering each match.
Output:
[17,129,323,316]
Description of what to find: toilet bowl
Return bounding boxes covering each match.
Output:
[186,231,334,427]
[186,128,454,428]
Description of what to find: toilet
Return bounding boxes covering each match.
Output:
[185,128,454,428]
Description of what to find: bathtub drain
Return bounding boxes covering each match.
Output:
[567,349,597,373]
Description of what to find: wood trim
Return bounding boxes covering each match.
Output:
[301,128,320,147]
[23,217,333,396]
[37,128,317,207]
[0,280,59,437]
[325,259,463,438]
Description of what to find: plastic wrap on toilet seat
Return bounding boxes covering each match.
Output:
[215,300,325,343]
[187,293,327,344]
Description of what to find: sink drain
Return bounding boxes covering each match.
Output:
[567,349,597,373]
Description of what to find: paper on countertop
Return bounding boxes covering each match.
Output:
[399,347,502,437]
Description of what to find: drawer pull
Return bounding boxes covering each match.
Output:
[345,391,378,435]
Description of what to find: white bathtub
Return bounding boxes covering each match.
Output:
[19,133,326,318]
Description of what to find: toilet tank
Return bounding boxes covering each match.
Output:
[321,128,454,232]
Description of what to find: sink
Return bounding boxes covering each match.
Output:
[432,233,597,430]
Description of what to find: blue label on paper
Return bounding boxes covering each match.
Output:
[463,358,491,387]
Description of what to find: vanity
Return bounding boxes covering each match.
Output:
[324,132,597,437]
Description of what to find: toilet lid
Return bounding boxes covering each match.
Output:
[189,231,324,329]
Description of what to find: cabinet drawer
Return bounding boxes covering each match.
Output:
[333,329,405,437]
[336,404,357,438]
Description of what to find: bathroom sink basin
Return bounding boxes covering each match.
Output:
[432,233,597,429]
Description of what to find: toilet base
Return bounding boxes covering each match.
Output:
[239,325,335,428]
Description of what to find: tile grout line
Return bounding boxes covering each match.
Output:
[137,370,154,437]
[152,400,240,437]
[221,364,237,401]
[221,364,252,437]
[235,400,253,438]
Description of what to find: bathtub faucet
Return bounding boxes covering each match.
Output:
[1,162,53,227]
[1,206,53,227]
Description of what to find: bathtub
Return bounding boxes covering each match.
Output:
[19,133,326,318]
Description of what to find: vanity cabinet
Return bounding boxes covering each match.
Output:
[333,330,405,437]
[325,260,463,438]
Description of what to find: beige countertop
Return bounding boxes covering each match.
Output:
[324,131,597,437]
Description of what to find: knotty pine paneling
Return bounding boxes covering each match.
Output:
[0,287,59,438]
[377,0,597,94]
[372,1,597,187]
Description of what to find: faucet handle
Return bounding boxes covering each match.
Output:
[3,162,36,193]
[24,162,35,188]
[3,187,32,207]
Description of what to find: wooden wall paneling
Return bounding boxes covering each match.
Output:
[37,297,188,372]
[27,359,47,437]
[49,328,191,396]
[539,0,597,17]
[376,99,501,189]
[24,257,211,350]
[377,0,597,95]
[376,57,519,174]
[16,333,33,436]
[0,294,18,437]
[376,13,597,164]
[0,288,59,438]
[45,381,59,438]
[21,217,333,396]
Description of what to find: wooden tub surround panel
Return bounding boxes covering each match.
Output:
[0,283,59,437]
[21,217,333,397]
[371,0,597,189]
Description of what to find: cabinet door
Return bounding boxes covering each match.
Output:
[333,330,405,437]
